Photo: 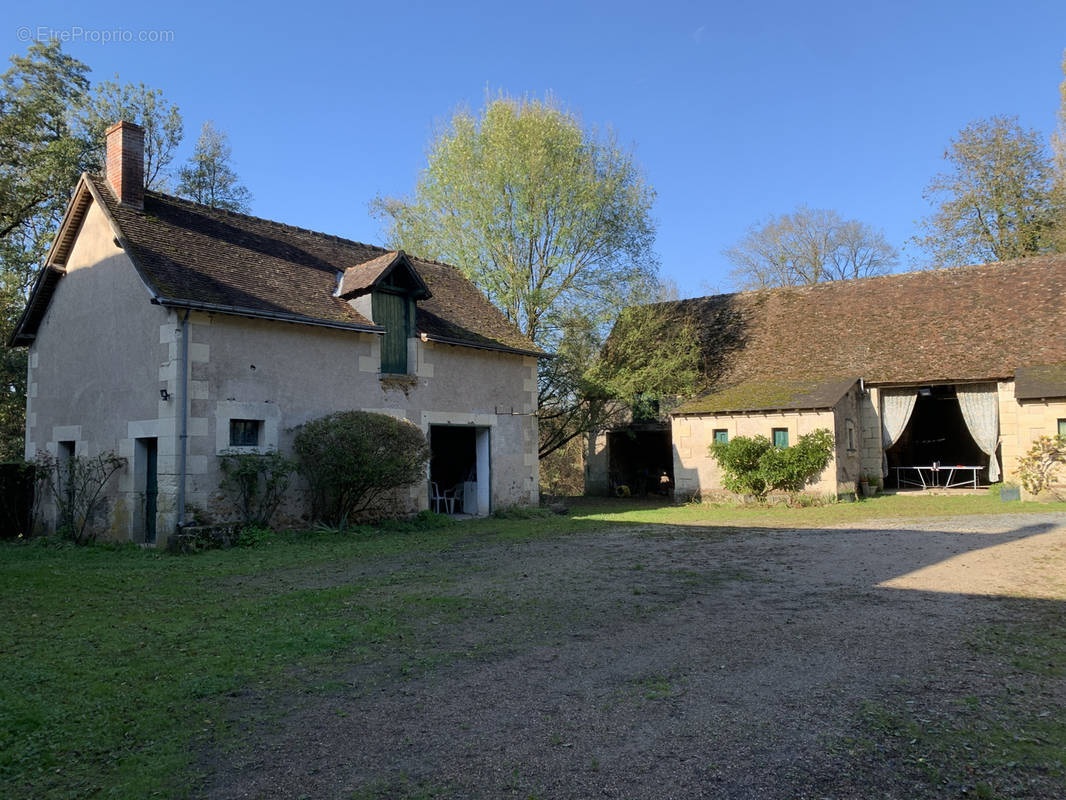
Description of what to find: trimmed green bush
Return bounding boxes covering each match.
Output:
[709,428,835,499]
[292,411,430,525]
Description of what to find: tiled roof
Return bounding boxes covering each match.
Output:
[16,174,542,355]
[338,251,405,298]
[674,376,858,415]
[1014,363,1066,400]
[655,256,1066,414]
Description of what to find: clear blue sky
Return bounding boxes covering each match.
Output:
[8,0,1066,298]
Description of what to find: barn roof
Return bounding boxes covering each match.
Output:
[643,256,1066,414]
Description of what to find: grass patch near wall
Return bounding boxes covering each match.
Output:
[570,492,1066,529]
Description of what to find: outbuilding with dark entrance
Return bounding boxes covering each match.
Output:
[589,256,1066,498]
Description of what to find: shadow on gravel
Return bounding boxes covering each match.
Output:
[202,514,1066,800]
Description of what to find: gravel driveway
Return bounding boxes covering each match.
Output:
[205,512,1066,799]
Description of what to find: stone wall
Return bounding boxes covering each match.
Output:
[181,312,539,530]
[999,380,1066,483]
[672,406,843,499]
[27,199,174,540]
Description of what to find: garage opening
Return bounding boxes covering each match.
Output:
[885,385,997,488]
[607,424,674,496]
[429,425,490,515]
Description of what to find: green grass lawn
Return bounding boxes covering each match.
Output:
[571,490,1066,528]
[1,494,1063,798]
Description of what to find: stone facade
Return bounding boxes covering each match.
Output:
[663,380,1065,501]
[26,200,176,539]
[672,403,854,499]
[998,380,1066,490]
[182,312,538,527]
[25,196,539,546]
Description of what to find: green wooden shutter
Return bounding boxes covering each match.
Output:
[772,428,789,448]
[373,291,408,373]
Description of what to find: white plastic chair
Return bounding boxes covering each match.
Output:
[430,481,456,514]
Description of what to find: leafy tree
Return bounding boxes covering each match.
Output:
[78,78,183,190]
[725,206,898,290]
[708,428,834,498]
[374,93,658,457]
[916,116,1059,266]
[587,302,702,420]
[757,429,835,493]
[177,121,251,212]
[0,41,93,300]
[292,411,430,525]
[1052,51,1066,251]
[0,41,94,460]
[709,434,771,497]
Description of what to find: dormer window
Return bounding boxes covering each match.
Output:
[373,290,413,373]
[336,250,432,376]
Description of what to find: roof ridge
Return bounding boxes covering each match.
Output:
[411,256,462,270]
[125,178,392,254]
[667,254,1059,306]
[98,174,465,272]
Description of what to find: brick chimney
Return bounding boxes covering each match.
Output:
[105,121,145,209]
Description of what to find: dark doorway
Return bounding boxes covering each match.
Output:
[137,438,158,544]
[885,386,988,485]
[429,426,489,515]
[607,425,674,496]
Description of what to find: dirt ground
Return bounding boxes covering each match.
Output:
[204,513,1066,799]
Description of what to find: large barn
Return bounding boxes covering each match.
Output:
[587,257,1066,498]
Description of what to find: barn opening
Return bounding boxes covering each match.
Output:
[884,385,995,487]
[428,425,490,515]
[607,423,674,496]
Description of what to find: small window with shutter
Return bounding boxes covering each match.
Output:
[373,291,410,374]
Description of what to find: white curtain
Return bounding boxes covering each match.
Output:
[957,383,1001,483]
[881,389,918,477]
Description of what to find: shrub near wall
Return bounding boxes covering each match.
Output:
[709,428,834,500]
[292,411,430,525]
[217,449,295,529]
[1017,434,1066,500]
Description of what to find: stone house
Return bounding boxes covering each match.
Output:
[588,258,1066,498]
[11,122,543,544]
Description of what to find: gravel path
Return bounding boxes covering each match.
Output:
[204,513,1066,799]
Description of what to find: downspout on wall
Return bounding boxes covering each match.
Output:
[177,309,190,531]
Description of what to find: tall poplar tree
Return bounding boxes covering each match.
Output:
[374,93,659,457]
